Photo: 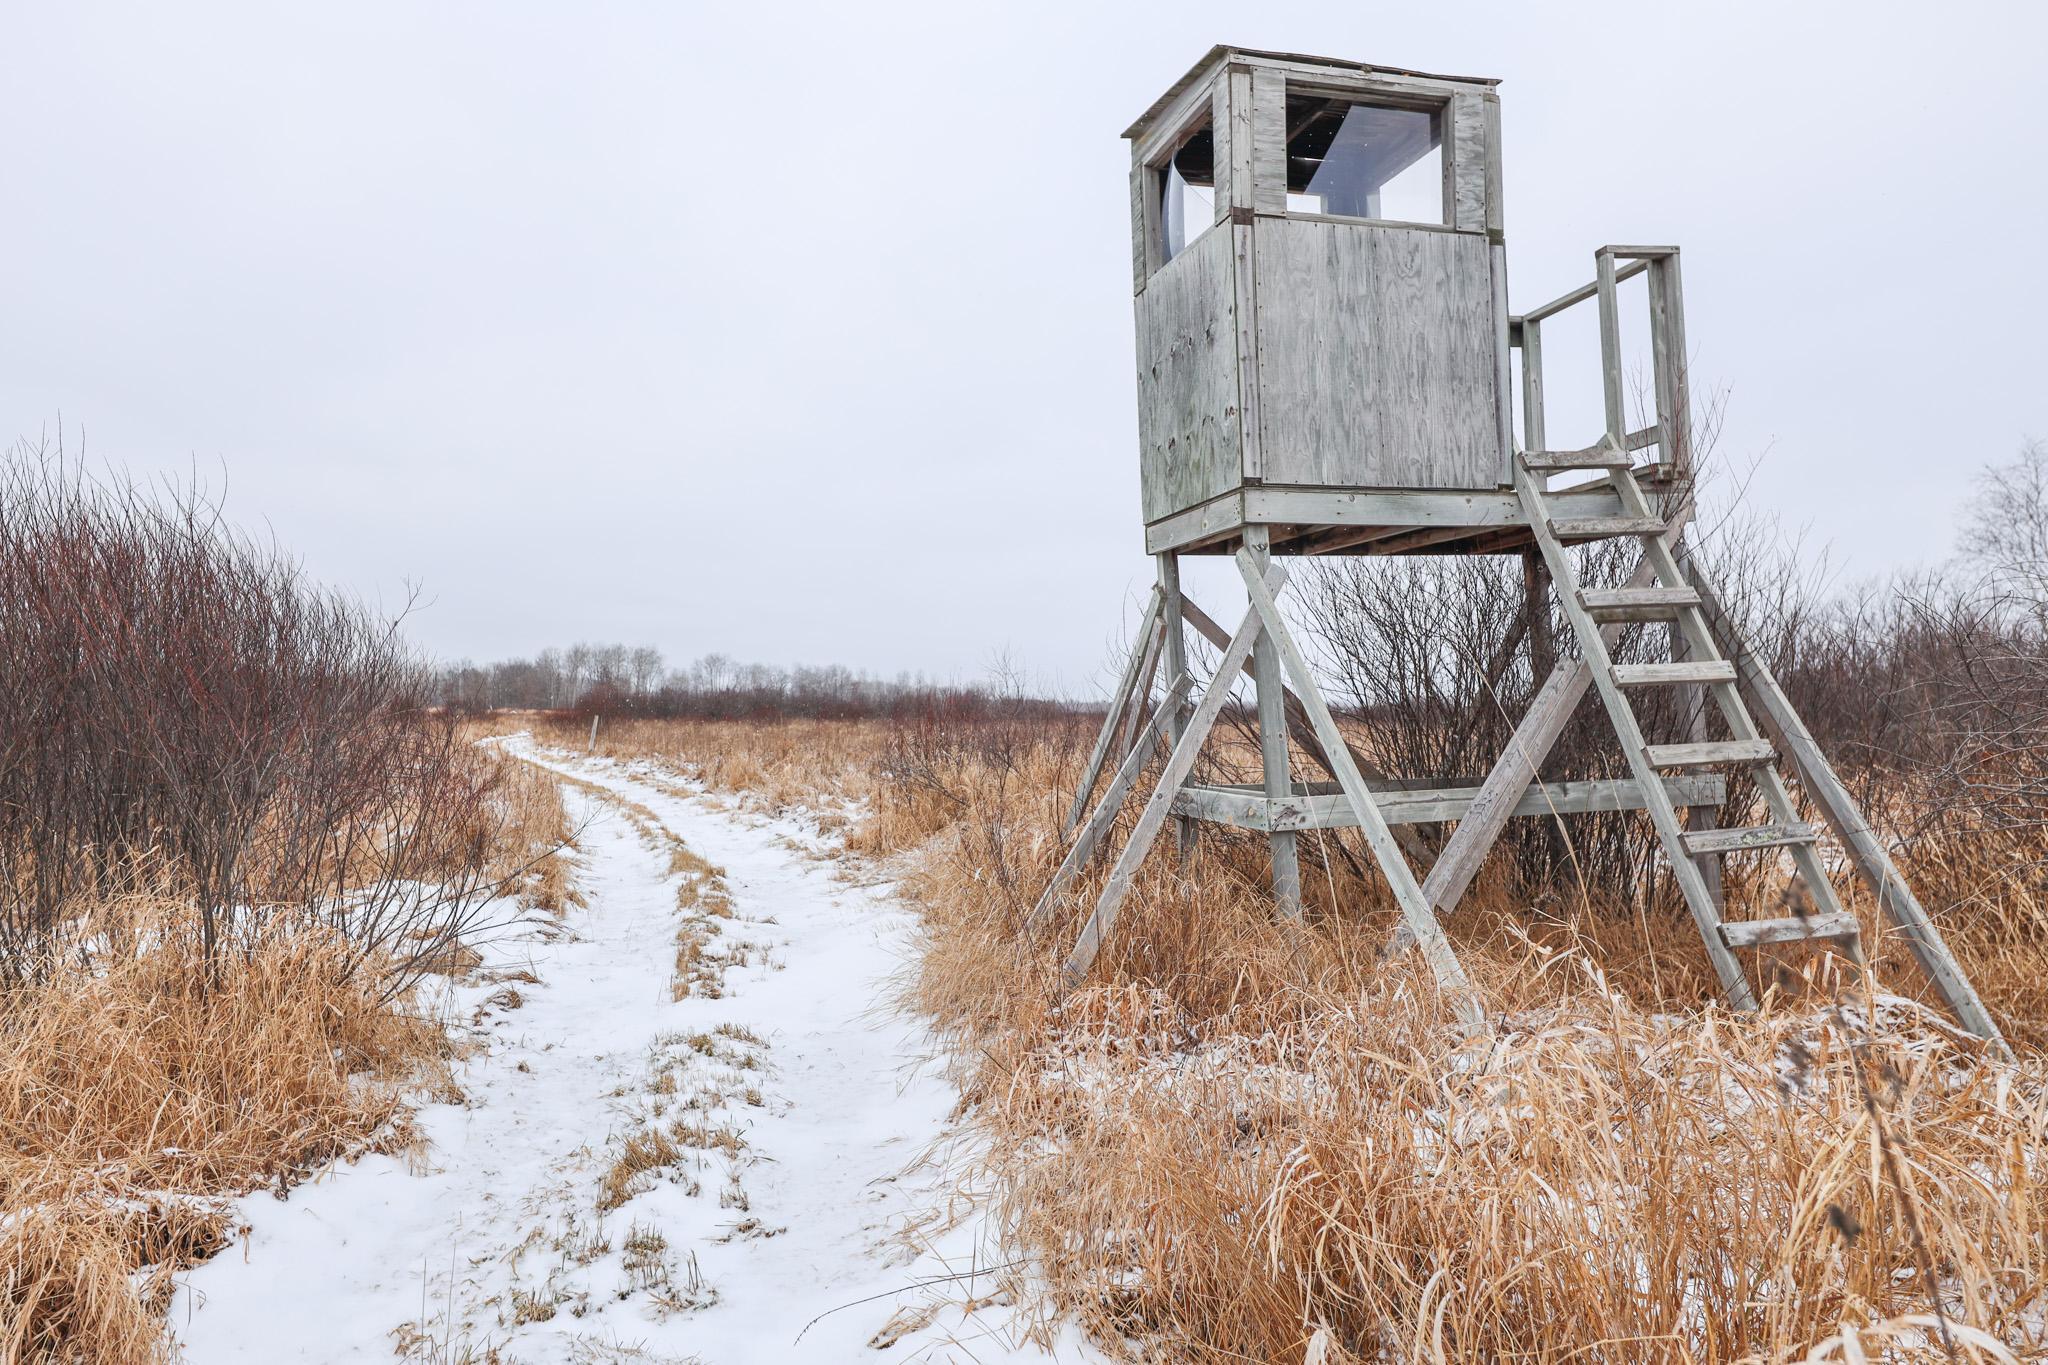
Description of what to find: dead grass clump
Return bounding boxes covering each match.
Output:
[0,909,442,1363]
[973,965,2046,1361]
[480,741,583,916]
[597,1129,687,1213]
[0,1205,175,1365]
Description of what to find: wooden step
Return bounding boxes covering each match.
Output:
[1578,586,1701,620]
[1549,516,1666,540]
[1612,661,1738,687]
[1522,443,1631,472]
[1682,822,1821,856]
[1643,738,1777,769]
[1719,910,1861,950]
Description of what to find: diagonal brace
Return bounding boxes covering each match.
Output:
[1234,552,1486,1033]
[1026,670,1193,937]
[1060,572,1281,988]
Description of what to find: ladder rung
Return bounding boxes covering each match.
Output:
[1643,738,1777,769]
[1549,517,1666,540]
[1612,661,1738,687]
[1578,586,1702,620]
[1719,910,1861,950]
[1522,444,1632,472]
[1683,822,1821,856]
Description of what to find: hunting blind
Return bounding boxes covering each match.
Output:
[1042,46,2004,1049]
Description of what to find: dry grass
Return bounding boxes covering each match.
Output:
[0,908,445,1364]
[585,713,2048,1363]
[0,736,574,1364]
[482,741,583,917]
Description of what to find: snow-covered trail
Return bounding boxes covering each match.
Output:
[172,739,1099,1364]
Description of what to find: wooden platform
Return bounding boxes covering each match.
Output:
[1144,464,1685,557]
[1172,774,1725,831]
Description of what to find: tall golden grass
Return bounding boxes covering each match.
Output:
[0,742,572,1364]
[569,713,2048,1363]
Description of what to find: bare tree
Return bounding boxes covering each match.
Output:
[1959,437,2048,621]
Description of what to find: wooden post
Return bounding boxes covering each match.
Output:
[1519,316,1546,454]
[1651,252,1690,475]
[1595,249,1626,447]
[587,714,600,754]
[1157,553,1194,858]
[1241,524,1302,918]
[1523,550,1555,681]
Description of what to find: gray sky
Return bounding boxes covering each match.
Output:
[6,1,2045,695]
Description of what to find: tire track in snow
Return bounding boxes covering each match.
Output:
[171,737,1102,1364]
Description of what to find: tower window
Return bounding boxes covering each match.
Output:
[1284,96,1444,225]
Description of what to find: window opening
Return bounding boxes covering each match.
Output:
[1284,95,1444,224]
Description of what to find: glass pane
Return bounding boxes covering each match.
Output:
[1285,96,1443,224]
[1159,125,1214,264]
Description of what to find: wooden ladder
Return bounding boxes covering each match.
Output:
[1516,444,1865,1010]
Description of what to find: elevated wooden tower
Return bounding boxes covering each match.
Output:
[1042,46,2003,1047]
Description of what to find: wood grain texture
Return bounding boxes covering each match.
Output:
[1250,67,1287,213]
[1175,775,1726,832]
[1451,94,1488,232]
[1253,217,1503,490]
[1129,151,1157,294]
[1243,526,1302,917]
[1489,243,1514,483]
[1135,226,1244,523]
[1211,75,1236,225]
[1483,93,1504,234]
[1222,65,1255,217]
[1230,221,1264,481]
[1682,822,1818,855]
[1719,911,1861,950]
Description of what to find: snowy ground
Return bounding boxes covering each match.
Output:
[171,738,1102,1364]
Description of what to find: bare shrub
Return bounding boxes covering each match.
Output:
[0,443,545,1360]
[0,447,512,983]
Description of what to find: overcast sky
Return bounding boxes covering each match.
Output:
[6,1,2044,694]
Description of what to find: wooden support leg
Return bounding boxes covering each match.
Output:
[1116,613,1166,767]
[1157,553,1194,860]
[1062,576,1281,988]
[1242,526,1302,919]
[1235,552,1485,1033]
[1524,549,1556,680]
[1063,587,1162,837]
[1027,671,1193,936]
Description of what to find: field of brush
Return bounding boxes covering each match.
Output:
[553,711,2048,1364]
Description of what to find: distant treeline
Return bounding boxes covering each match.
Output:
[436,645,1081,723]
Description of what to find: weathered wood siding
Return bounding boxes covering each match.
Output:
[1253,217,1502,490]
[1135,225,1244,523]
